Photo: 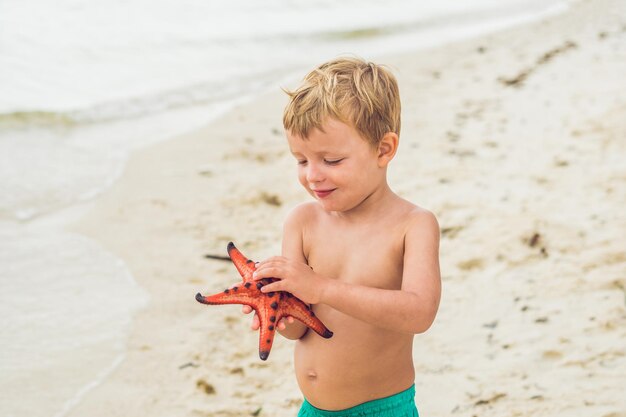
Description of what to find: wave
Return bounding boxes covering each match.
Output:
[0,0,568,131]
[0,70,288,129]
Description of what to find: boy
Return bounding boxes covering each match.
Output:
[244,57,441,416]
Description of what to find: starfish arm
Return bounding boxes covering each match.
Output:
[255,307,281,361]
[281,295,333,339]
[195,285,260,308]
[227,242,256,281]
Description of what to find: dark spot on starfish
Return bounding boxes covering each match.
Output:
[266,339,271,344]
[244,282,251,289]
[310,310,315,317]
[246,259,254,264]
[267,292,275,297]
[256,282,264,290]
[270,301,278,310]
[223,289,230,294]
[286,293,293,298]
[232,286,238,291]
[268,325,274,331]
[269,316,276,322]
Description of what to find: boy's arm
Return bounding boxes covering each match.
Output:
[320,211,441,334]
[276,205,310,340]
[255,210,441,334]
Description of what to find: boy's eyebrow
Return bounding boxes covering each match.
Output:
[290,149,346,158]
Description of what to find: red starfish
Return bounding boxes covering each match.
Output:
[196,242,333,360]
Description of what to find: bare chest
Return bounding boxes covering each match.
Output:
[304,222,406,290]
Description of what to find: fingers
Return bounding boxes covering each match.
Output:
[239,301,296,331]
[258,280,284,293]
[253,266,283,280]
[277,315,294,330]
[245,309,293,331]
[253,258,289,279]
[256,256,286,267]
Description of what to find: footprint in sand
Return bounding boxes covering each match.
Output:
[542,349,563,360]
[498,41,578,87]
[457,257,485,271]
[441,225,464,239]
[196,379,216,395]
[223,148,276,163]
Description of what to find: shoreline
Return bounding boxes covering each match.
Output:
[68,1,626,416]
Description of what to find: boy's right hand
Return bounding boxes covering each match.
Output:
[241,305,294,330]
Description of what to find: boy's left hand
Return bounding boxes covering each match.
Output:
[252,257,326,304]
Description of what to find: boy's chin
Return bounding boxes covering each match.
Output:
[313,196,341,212]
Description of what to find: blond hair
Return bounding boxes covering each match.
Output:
[283,57,401,147]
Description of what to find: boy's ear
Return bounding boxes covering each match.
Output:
[377,132,399,167]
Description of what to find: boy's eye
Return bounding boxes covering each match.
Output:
[297,160,307,165]
[324,158,344,165]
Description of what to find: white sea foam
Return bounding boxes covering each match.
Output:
[0,221,148,417]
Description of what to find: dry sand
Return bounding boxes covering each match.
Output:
[69,0,626,415]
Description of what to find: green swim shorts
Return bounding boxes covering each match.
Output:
[297,385,418,417]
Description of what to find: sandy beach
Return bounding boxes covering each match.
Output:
[67,0,625,415]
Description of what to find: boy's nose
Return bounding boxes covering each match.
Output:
[305,163,325,183]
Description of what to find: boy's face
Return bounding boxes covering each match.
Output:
[287,118,384,213]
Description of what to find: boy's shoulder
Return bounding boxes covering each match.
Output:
[284,202,322,228]
[396,201,440,258]
[398,198,438,223]
[392,197,439,236]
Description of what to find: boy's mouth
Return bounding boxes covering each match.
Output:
[312,188,336,199]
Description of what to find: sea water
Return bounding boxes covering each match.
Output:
[0,1,569,416]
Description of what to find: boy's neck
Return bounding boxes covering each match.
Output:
[332,180,397,223]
